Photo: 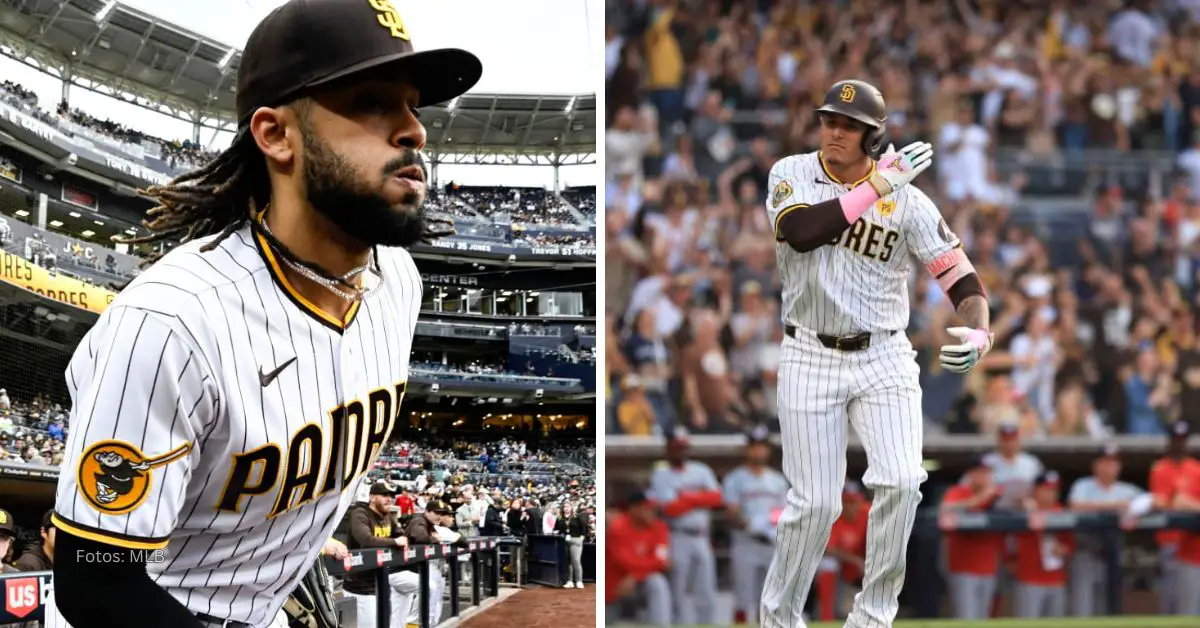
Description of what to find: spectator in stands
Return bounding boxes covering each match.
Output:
[456,487,481,538]
[1149,421,1200,614]
[506,498,529,537]
[940,456,1005,620]
[480,496,506,537]
[340,481,418,628]
[1067,444,1148,616]
[1014,471,1073,618]
[606,490,671,627]
[616,375,657,436]
[680,309,741,433]
[1121,346,1174,435]
[1008,311,1061,423]
[14,510,53,572]
[0,509,17,573]
[47,418,64,442]
[623,308,676,434]
[524,498,544,536]
[984,423,1045,511]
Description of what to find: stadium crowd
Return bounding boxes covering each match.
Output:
[563,185,599,218]
[604,0,1200,439]
[3,79,598,247]
[0,80,219,173]
[442,184,589,227]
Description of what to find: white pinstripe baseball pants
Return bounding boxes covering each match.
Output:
[761,328,927,628]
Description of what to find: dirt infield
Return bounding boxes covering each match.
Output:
[461,586,596,628]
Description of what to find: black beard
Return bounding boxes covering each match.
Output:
[301,131,427,248]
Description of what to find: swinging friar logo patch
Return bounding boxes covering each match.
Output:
[772,180,793,209]
[77,440,192,515]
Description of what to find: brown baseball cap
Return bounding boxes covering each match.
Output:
[426,499,453,515]
[236,0,483,126]
[0,509,15,537]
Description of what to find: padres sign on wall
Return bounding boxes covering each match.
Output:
[0,250,117,314]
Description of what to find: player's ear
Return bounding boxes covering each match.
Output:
[248,106,298,170]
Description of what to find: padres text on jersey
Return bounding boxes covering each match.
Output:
[52,222,422,627]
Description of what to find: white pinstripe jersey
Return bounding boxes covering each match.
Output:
[52,220,421,627]
[766,151,959,336]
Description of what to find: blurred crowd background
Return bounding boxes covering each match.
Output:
[604,0,1200,440]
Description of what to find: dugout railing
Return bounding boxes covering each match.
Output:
[908,510,1200,617]
[0,541,501,628]
[324,539,501,628]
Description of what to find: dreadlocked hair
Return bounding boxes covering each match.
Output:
[116,129,267,268]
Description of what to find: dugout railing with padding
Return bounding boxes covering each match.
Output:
[323,539,501,628]
[905,510,1200,617]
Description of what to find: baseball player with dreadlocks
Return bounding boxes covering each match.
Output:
[760,79,993,628]
[45,1,481,627]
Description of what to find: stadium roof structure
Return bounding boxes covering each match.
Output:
[0,0,595,164]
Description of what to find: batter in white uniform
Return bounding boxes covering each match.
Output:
[759,79,994,628]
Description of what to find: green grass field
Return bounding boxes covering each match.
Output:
[616,619,1200,628]
[801,619,1195,628]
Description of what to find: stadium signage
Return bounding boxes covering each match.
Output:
[0,464,59,480]
[0,249,117,314]
[531,245,596,256]
[423,240,596,259]
[430,240,495,253]
[0,574,50,621]
[0,106,56,144]
[421,273,479,286]
[104,155,171,185]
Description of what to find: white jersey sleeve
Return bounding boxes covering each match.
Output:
[903,187,961,265]
[722,468,744,506]
[766,157,811,241]
[54,306,218,549]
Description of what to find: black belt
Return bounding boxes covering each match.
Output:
[194,613,252,628]
[785,325,894,352]
[671,528,708,536]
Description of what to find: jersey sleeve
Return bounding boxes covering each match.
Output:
[903,188,961,265]
[722,470,742,505]
[766,158,810,241]
[701,464,721,491]
[646,467,676,503]
[54,306,218,550]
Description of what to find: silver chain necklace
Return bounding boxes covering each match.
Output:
[259,219,384,302]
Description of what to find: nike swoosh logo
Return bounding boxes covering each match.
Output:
[259,357,297,387]
[814,179,829,185]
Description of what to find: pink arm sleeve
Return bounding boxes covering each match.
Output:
[926,248,976,292]
[840,184,879,224]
